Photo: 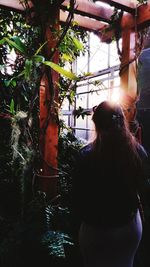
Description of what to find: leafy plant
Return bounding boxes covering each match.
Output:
[0,8,87,267]
[58,127,84,199]
[73,106,91,119]
[0,191,74,267]
[43,61,79,81]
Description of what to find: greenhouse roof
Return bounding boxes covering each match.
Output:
[0,0,150,39]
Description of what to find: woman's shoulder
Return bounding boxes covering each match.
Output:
[80,143,93,157]
[136,143,148,160]
[73,143,93,165]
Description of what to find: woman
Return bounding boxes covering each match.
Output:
[71,101,148,267]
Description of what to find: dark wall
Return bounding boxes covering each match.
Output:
[138,48,150,110]
[137,46,150,155]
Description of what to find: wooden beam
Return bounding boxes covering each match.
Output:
[120,29,138,124]
[1,0,150,46]
[99,12,135,43]
[122,3,150,31]
[137,3,150,30]
[1,0,150,34]
[120,30,136,92]
[0,0,34,13]
[39,9,59,199]
[0,0,24,11]
[94,0,136,14]
[60,10,109,31]
[103,2,150,31]
[61,0,114,23]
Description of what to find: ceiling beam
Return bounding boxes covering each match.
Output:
[0,0,150,40]
[94,0,136,14]
[60,9,109,31]
[0,0,114,25]
[0,0,34,13]
[61,0,114,23]
[137,3,150,30]
[115,3,150,31]
[0,0,24,11]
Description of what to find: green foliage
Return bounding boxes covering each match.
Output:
[0,9,87,266]
[0,19,88,112]
[59,25,87,65]
[44,61,79,80]
[8,98,16,115]
[0,8,88,215]
[0,8,41,114]
[58,127,84,196]
[3,37,27,55]
[58,23,88,106]
[0,191,74,266]
[73,106,91,119]
[0,10,40,219]
[58,76,77,107]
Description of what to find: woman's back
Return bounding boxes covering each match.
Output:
[74,142,144,227]
[72,101,147,267]
[73,100,146,227]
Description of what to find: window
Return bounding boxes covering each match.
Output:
[62,32,121,141]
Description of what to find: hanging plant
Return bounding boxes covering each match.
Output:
[137,0,147,4]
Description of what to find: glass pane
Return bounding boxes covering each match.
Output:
[76,51,89,75]
[76,93,87,109]
[109,41,120,67]
[76,84,87,94]
[75,129,87,141]
[89,33,109,72]
[76,116,86,128]
[61,98,69,110]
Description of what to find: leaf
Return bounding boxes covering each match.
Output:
[11,79,17,87]
[33,55,45,63]
[0,38,5,45]
[24,59,33,80]
[4,70,26,87]
[4,79,12,87]
[83,72,93,77]
[34,41,47,56]
[72,21,79,27]
[43,61,79,81]
[10,99,15,115]
[72,37,84,51]
[4,78,16,87]
[11,36,27,54]
[4,37,26,55]
[61,53,73,62]
[17,70,26,78]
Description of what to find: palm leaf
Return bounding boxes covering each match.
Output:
[43,61,79,81]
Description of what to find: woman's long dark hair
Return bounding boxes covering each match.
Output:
[91,101,143,192]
